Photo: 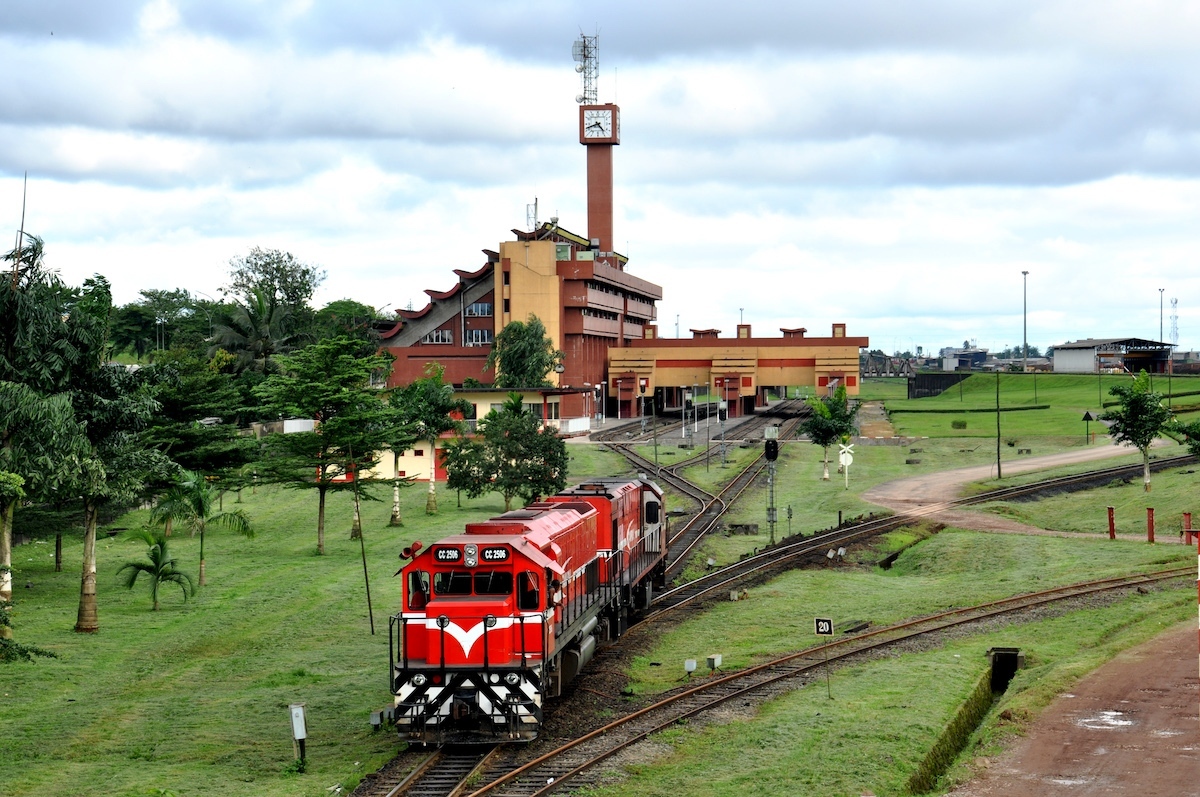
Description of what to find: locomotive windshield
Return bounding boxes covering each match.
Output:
[432,570,515,596]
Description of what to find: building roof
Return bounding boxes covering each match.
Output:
[1054,337,1171,351]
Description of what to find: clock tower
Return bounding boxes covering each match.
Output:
[579,102,620,256]
[573,34,620,259]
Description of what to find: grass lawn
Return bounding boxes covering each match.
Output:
[596,529,1192,797]
[1,479,516,797]
[975,463,1200,536]
[884,373,1200,439]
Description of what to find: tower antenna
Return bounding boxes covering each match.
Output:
[12,171,27,285]
[572,33,598,104]
[1170,297,1179,347]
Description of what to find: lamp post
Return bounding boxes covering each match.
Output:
[192,289,217,339]
[1021,271,1029,374]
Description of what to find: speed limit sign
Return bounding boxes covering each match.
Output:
[814,617,833,636]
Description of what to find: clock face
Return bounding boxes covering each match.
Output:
[583,109,613,138]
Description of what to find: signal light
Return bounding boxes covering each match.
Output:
[764,439,779,461]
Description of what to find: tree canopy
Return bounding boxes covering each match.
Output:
[444,393,568,510]
[799,384,858,480]
[484,315,564,388]
[1101,370,1173,492]
[254,336,393,554]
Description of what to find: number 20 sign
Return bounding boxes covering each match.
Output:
[814,618,833,636]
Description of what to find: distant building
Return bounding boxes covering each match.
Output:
[1051,338,1172,373]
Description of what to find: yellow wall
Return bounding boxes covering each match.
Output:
[498,240,563,387]
[609,340,864,399]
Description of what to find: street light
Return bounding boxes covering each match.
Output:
[1021,271,1029,374]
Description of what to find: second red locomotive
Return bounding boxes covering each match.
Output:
[388,477,665,744]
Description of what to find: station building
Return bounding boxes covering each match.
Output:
[608,323,868,419]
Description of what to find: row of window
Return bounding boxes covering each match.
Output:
[465,302,493,317]
[420,328,494,345]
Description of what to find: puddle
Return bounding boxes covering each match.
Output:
[1076,710,1134,730]
[1152,729,1184,738]
[1049,777,1093,786]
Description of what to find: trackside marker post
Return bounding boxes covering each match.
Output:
[815,617,834,699]
[289,703,308,767]
[1148,507,1155,544]
[1108,506,1116,540]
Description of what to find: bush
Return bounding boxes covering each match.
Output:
[951,420,967,430]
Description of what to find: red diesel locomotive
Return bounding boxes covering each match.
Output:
[388,477,666,744]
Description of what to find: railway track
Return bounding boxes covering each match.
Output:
[355,444,1194,797]
[461,567,1191,797]
[646,452,1196,617]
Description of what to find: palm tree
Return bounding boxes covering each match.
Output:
[209,288,297,373]
[151,470,253,586]
[117,527,195,611]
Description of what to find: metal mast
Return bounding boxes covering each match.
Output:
[572,34,598,104]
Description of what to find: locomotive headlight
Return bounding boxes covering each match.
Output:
[436,614,450,629]
[412,673,427,686]
[484,614,497,628]
[464,543,478,568]
[504,672,521,686]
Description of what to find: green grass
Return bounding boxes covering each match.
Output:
[976,463,1200,535]
[857,377,909,401]
[885,373,1200,439]
[627,528,1191,695]
[1,481,513,797]
[590,590,1190,797]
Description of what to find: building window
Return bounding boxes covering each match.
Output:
[503,271,510,286]
[414,449,424,457]
[465,302,493,317]
[421,329,453,344]
[503,298,510,313]
[465,328,493,346]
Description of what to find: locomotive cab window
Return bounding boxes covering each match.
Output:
[407,570,430,610]
[645,500,660,525]
[434,571,473,595]
[473,570,513,595]
[517,571,540,610]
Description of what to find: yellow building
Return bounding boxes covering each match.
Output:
[608,323,869,418]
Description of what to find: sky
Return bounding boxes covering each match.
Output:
[2,0,1199,356]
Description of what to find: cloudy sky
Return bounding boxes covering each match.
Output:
[3,1,1198,355]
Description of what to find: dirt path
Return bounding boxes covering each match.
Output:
[861,441,1185,539]
[944,622,1199,797]
[860,442,1197,795]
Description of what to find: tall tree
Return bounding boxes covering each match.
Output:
[800,384,859,481]
[254,336,393,554]
[0,235,94,602]
[151,469,252,586]
[1101,371,1173,492]
[389,364,469,514]
[210,288,299,373]
[223,247,325,311]
[222,247,325,341]
[71,321,173,633]
[444,393,568,510]
[484,315,564,388]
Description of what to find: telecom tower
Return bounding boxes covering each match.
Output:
[1170,298,1179,347]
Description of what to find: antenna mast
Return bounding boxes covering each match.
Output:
[1170,297,1179,347]
[572,34,598,104]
